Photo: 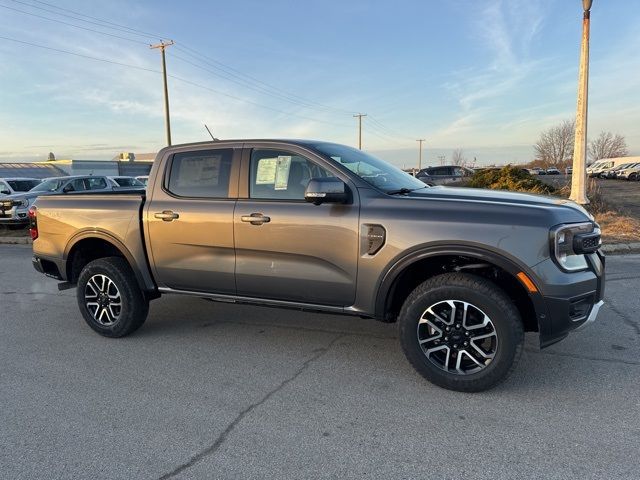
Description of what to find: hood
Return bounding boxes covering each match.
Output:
[2,191,55,203]
[409,186,592,220]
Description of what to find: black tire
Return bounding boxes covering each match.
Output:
[76,256,149,337]
[398,273,523,392]
[629,173,637,181]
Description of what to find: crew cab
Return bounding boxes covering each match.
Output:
[30,140,605,392]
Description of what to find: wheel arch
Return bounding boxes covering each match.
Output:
[64,230,156,295]
[375,243,546,333]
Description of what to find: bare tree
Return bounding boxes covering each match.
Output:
[588,131,628,161]
[451,148,465,166]
[533,120,575,166]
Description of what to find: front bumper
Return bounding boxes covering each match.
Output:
[532,250,605,348]
[0,205,29,224]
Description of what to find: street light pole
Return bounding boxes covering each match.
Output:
[416,139,425,170]
[569,0,593,205]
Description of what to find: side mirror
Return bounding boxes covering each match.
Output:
[0,190,10,195]
[305,177,348,205]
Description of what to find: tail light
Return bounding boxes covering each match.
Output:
[28,206,38,240]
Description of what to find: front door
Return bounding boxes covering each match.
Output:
[146,146,239,293]
[234,146,359,306]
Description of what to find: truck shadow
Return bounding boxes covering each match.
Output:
[136,295,638,397]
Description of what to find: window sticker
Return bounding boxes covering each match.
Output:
[255,157,277,184]
[274,156,292,190]
[178,155,222,186]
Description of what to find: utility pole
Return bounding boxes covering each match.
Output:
[416,139,425,170]
[570,0,593,205]
[353,113,367,149]
[150,40,174,146]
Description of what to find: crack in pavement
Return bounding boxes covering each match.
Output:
[526,348,640,366]
[156,334,346,480]
[604,299,640,336]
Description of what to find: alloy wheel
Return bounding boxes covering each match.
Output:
[417,300,498,375]
[84,274,122,326]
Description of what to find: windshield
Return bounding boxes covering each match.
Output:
[7,180,41,192]
[113,177,144,187]
[311,142,427,193]
[30,179,66,192]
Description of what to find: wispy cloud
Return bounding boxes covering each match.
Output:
[432,0,550,144]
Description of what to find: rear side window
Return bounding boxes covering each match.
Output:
[87,177,108,190]
[68,179,88,191]
[167,149,233,198]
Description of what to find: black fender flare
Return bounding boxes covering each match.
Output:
[374,242,547,325]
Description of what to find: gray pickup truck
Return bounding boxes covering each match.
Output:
[30,140,605,392]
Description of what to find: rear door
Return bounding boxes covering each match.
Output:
[233,143,359,306]
[145,146,240,293]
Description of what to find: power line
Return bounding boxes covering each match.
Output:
[0,34,160,72]
[367,115,416,141]
[0,3,149,45]
[8,0,160,40]
[10,0,355,117]
[24,0,164,38]
[0,34,352,130]
[174,44,356,116]
[3,2,420,145]
[170,52,351,114]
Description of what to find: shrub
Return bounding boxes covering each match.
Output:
[467,166,556,195]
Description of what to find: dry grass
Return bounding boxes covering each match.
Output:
[594,210,640,243]
[558,179,640,243]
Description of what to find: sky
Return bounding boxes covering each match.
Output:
[0,0,639,167]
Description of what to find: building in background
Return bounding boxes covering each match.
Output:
[0,153,156,179]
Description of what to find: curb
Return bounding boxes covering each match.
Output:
[601,242,640,255]
[0,236,32,245]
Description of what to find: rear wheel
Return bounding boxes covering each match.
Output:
[77,256,148,337]
[398,273,524,392]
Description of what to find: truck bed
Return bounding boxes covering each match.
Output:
[32,191,150,286]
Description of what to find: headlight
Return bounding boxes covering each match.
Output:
[13,198,29,208]
[551,222,601,272]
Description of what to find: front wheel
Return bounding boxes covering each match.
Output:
[398,273,524,392]
[77,256,149,337]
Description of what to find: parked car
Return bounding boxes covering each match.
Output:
[1,175,116,225]
[108,176,146,188]
[545,167,561,175]
[565,167,573,175]
[587,157,637,177]
[528,167,544,175]
[599,162,635,179]
[613,163,640,180]
[0,177,42,224]
[30,140,604,392]
[135,175,149,186]
[416,165,475,185]
[0,177,41,196]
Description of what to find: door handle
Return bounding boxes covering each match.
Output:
[154,210,179,221]
[241,213,271,225]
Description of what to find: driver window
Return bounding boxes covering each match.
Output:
[249,149,331,200]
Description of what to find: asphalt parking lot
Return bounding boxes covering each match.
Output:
[1,245,639,479]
